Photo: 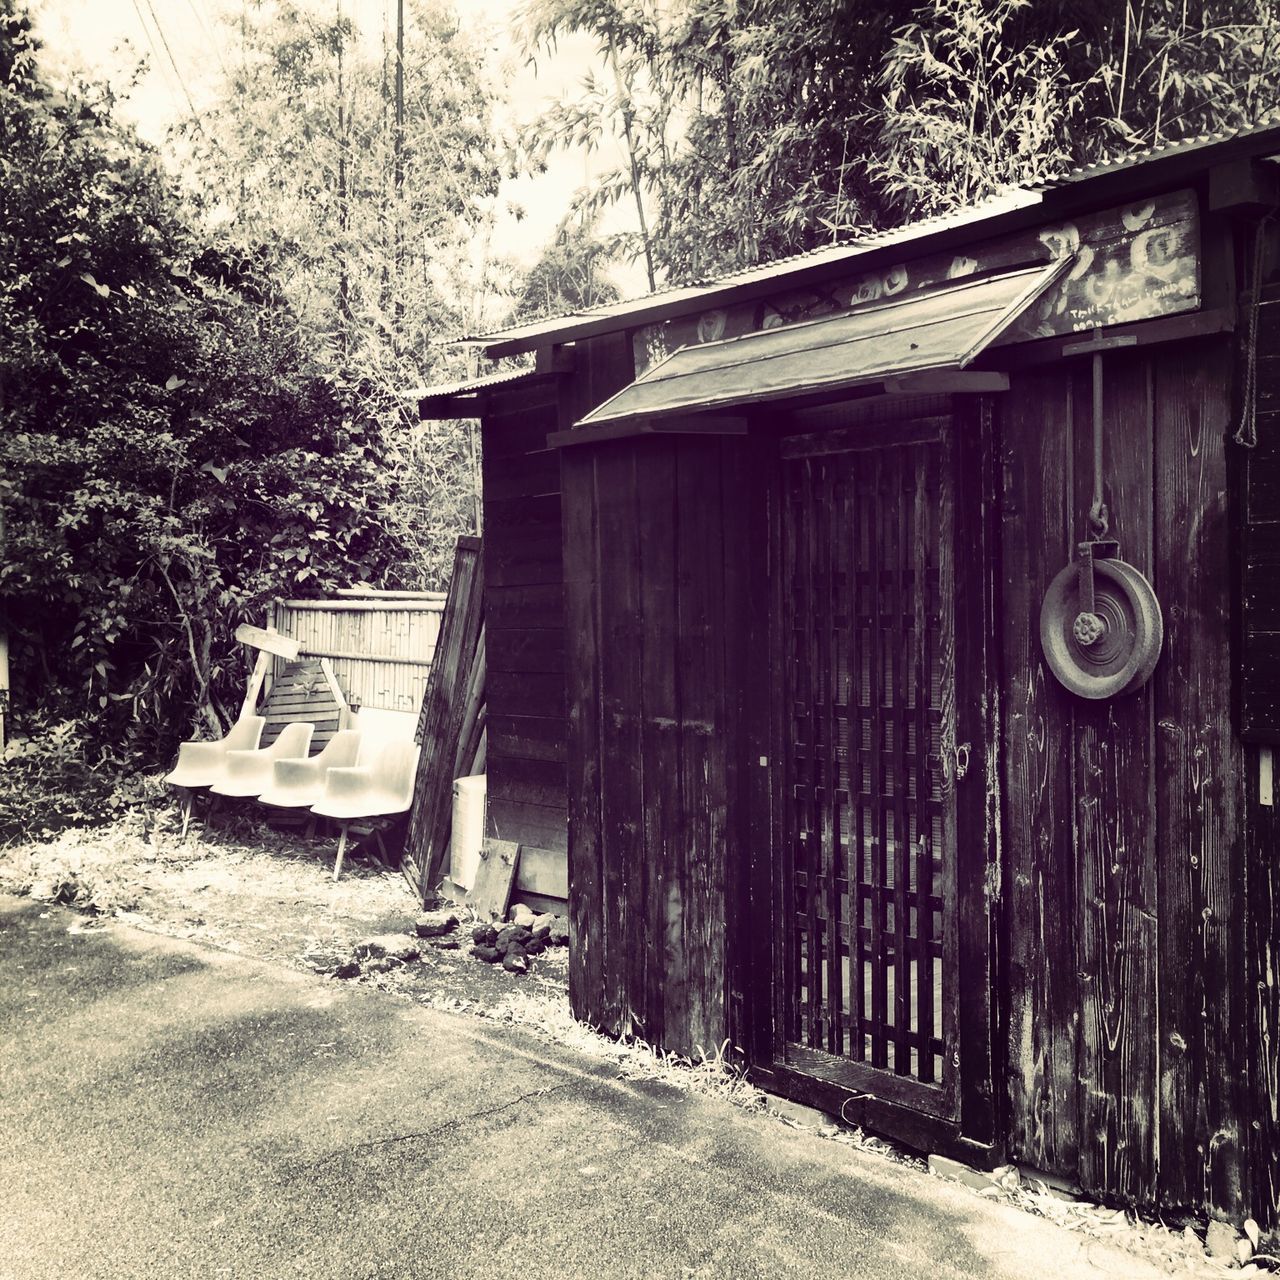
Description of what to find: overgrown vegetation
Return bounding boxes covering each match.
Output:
[0,3,484,786]
[518,0,1280,282]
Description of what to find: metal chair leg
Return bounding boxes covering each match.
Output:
[179,790,193,840]
[203,792,220,838]
[333,824,349,882]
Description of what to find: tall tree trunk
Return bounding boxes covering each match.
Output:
[394,0,405,344]
[336,0,350,353]
[607,39,656,292]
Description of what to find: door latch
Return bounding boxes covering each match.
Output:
[953,741,972,781]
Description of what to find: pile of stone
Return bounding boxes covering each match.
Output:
[303,909,460,980]
[469,904,569,974]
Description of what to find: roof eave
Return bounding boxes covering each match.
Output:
[472,119,1280,360]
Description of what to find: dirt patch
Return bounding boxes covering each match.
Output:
[0,799,568,1012]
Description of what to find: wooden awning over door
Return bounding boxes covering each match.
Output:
[566,259,1070,439]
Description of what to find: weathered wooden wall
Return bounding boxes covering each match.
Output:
[481,378,570,908]
[562,433,747,1056]
[999,336,1255,1217]
[1243,279,1280,1227]
[479,341,636,912]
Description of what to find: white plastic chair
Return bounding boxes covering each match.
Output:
[164,716,265,837]
[256,730,363,810]
[209,722,315,799]
[310,739,420,880]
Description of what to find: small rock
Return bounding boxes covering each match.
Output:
[548,917,570,946]
[472,923,498,946]
[525,938,546,956]
[432,938,460,951]
[355,933,420,962]
[364,957,401,974]
[415,911,458,938]
[510,903,536,927]
[531,924,552,944]
[1205,1220,1238,1262]
[532,912,556,932]
[470,945,502,963]
[1182,1225,1204,1255]
[332,960,362,980]
[302,951,344,973]
[495,925,532,954]
[927,1153,996,1193]
[502,946,529,974]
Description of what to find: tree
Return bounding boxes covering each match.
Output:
[0,2,410,756]
[516,0,917,283]
[511,213,621,320]
[518,0,1280,276]
[871,0,1280,220]
[869,0,1083,219]
[182,0,500,380]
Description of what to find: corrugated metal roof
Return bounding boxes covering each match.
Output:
[410,366,539,401]
[1030,107,1280,190]
[577,261,1066,426]
[458,113,1280,357]
[454,189,1043,351]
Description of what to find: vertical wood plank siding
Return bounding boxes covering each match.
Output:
[1244,281,1280,1226]
[482,377,570,864]
[554,322,1275,1223]
[403,538,484,901]
[563,433,743,1057]
[1001,339,1249,1216]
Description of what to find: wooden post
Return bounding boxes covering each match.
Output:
[234,622,300,719]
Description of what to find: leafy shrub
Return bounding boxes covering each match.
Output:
[0,716,167,847]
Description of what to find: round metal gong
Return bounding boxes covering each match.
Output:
[1039,557,1163,699]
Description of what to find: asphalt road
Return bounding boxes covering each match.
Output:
[0,894,1159,1280]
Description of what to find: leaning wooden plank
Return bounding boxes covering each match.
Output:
[451,627,486,784]
[402,536,485,903]
[468,839,520,921]
[235,622,302,661]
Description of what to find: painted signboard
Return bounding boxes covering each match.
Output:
[633,189,1201,375]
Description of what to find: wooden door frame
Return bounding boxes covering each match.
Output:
[732,394,1003,1165]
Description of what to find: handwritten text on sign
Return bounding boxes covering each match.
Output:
[633,190,1201,375]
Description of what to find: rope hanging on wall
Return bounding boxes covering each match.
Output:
[1234,213,1275,450]
[1040,337,1164,699]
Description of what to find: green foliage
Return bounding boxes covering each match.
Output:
[518,0,1280,278]
[870,0,1083,218]
[0,716,164,847]
[517,0,917,282]
[182,0,499,375]
[1058,0,1280,152]
[0,4,413,761]
[512,214,620,320]
[175,0,497,596]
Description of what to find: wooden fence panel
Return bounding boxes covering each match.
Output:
[402,538,486,903]
[273,594,443,715]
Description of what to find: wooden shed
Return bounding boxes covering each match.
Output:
[421,120,1280,1228]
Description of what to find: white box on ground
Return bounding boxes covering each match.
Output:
[449,774,487,891]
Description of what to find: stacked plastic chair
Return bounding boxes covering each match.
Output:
[310,739,421,881]
[256,730,363,828]
[209,722,315,802]
[164,715,265,838]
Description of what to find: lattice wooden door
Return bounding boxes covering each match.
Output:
[774,419,960,1119]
